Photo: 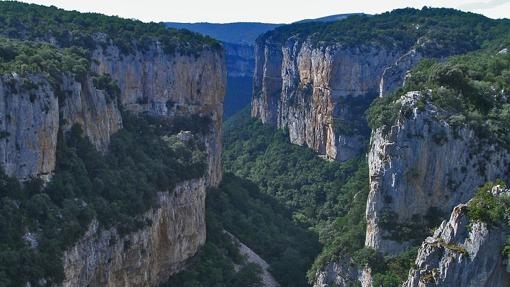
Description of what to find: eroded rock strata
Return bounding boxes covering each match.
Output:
[366,92,510,255]
[404,186,510,287]
[0,31,226,287]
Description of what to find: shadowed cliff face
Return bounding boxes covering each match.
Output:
[60,43,225,287]
[63,179,208,287]
[91,42,226,186]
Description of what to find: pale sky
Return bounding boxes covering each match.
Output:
[17,0,510,23]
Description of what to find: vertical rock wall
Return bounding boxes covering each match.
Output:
[252,37,409,162]
[0,41,226,286]
[366,92,510,254]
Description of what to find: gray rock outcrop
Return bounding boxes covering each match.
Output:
[252,37,408,162]
[63,179,207,287]
[313,256,372,287]
[404,186,510,287]
[366,91,510,255]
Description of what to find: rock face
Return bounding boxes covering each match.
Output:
[0,72,124,182]
[91,43,225,186]
[404,186,510,287]
[63,179,207,287]
[223,42,256,117]
[0,42,226,186]
[313,256,372,287]
[365,92,510,255]
[0,38,226,286]
[0,74,59,182]
[252,36,426,162]
[224,42,255,78]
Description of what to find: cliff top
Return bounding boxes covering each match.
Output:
[367,42,510,147]
[0,1,221,56]
[257,7,510,52]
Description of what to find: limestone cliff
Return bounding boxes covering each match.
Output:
[0,33,226,287]
[313,256,372,287]
[65,44,223,285]
[91,42,225,186]
[404,186,510,287]
[250,23,459,163]
[252,36,409,162]
[0,41,225,186]
[365,92,510,255]
[63,179,207,287]
[0,74,59,182]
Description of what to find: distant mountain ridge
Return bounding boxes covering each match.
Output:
[295,13,364,23]
[164,13,362,45]
[164,22,281,45]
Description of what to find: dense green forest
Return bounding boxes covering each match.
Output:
[0,37,89,80]
[259,7,510,56]
[162,182,266,287]
[0,1,219,56]
[0,114,209,286]
[164,173,320,287]
[222,109,369,283]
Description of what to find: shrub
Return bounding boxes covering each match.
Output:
[467,180,509,225]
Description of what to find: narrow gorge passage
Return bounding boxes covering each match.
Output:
[0,2,509,287]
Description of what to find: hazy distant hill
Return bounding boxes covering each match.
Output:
[296,13,363,23]
[165,22,281,45]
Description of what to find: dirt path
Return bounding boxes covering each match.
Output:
[224,230,280,287]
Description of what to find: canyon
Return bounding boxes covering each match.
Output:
[1,3,510,287]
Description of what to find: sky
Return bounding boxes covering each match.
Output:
[17,0,510,23]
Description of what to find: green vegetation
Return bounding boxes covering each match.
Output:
[467,180,510,266]
[162,191,264,287]
[222,109,444,286]
[259,7,510,53]
[403,50,510,145]
[92,73,121,102]
[0,113,208,286]
[215,174,319,287]
[467,180,509,225]
[367,44,510,146]
[163,173,320,287]
[348,246,419,287]
[378,207,445,243]
[0,37,89,81]
[371,247,419,287]
[365,92,402,132]
[222,109,369,283]
[0,1,219,56]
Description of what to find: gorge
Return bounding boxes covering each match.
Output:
[0,2,510,287]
